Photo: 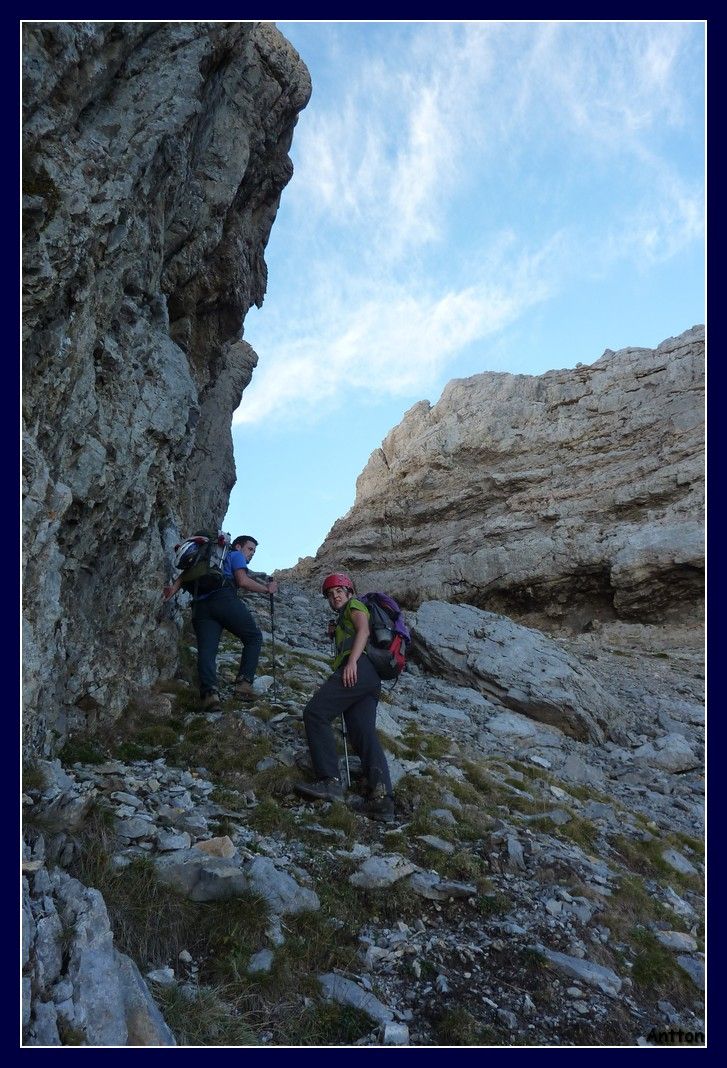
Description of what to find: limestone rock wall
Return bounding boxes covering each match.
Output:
[295,327,704,632]
[22,22,310,754]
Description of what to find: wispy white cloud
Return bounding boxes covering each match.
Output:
[289,21,702,249]
[598,178,704,270]
[237,21,703,428]
[510,21,701,151]
[235,233,564,426]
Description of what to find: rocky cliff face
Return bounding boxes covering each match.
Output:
[294,327,704,633]
[22,22,310,755]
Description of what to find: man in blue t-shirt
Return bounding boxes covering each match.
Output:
[163,534,277,712]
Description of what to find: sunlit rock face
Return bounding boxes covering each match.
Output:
[22,22,310,753]
[294,327,704,633]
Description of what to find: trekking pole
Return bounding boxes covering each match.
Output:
[269,591,278,701]
[340,714,351,788]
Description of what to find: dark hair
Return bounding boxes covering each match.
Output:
[233,535,258,548]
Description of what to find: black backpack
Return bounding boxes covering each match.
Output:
[173,530,231,595]
[360,592,411,681]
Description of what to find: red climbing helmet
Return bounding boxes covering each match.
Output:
[321,573,355,596]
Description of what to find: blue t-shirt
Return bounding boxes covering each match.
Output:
[225,549,248,580]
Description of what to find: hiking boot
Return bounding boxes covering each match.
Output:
[234,677,256,702]
[294,778,344,802]
[201,691,222,713]
[350,784,395,823]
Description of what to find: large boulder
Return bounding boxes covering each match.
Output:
[410,601,615,741]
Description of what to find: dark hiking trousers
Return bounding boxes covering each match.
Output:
[303,655,393,795]
[192,586,262,696]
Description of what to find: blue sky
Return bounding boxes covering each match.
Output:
[223,20,705,574]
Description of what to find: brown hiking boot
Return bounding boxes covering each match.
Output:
[234,677,256,702]
[294,778,344,802]
[201,691,222,713]
[349,783,395,823]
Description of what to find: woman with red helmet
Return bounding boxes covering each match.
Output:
[294,572,394,823]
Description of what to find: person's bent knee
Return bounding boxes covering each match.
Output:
[303,691,328,724]
[246,626,262,649]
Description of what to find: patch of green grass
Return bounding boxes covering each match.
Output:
[408,808,446,838]
[611,834,702,893]
[176,902,367,1044]
[467,772,547,818]
[671,830,705,861]
[210,786,245,810]
[475,891,509,917]
[56,1019,87,1046]
[437,849,490,886]
[246,798,297,836]
[171,687,202,716]
[285,677,311,694]
[312,854,420,929]
[558,816,600,851]
[603,874,688,938]
[22,158,60,218]
[379,831,409,853]
[520,946,550,970]
[173,731,273,783]
[378,731,409,757]
[318,802,357,836]
[456,806,497,840]
[448,779,483,805]
[431,1006,492,1045]
[394,773,445,813]
[461,761,518,808]
[200,900,273,988]
[401,726,451,760]
[155,984,258,1046]
[111,740,147,762]
[564,782,615,805]
[58,736,107,765]
[184,720,213,745]
[22,761,47,792]
[282,909,362,978]
[285,1001,373,1045]
[250,763,297,798]
[135,725,180,749]
[527,815,559,834]
[629,927,694,999]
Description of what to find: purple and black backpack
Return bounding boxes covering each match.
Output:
[360,592,411,681]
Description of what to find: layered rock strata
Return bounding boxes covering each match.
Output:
[293,327,704,633]
[22,22,310,753]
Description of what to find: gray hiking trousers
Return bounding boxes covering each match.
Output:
[303,655,392,795]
